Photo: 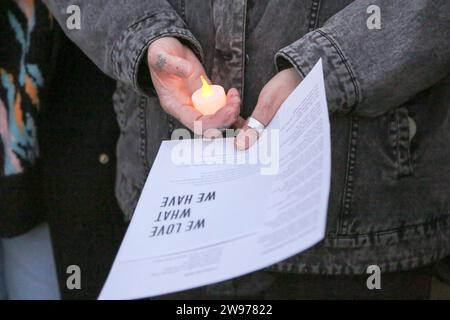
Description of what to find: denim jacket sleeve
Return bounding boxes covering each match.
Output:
[43,0,204,96]
[276,0,450,117]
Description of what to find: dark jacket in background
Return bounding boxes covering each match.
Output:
[41,30,126,300]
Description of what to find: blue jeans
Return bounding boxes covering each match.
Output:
[0,223,60,300]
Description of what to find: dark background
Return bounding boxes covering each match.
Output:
[41,32,127,300]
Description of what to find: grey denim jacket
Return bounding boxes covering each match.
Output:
[44,0,450,275]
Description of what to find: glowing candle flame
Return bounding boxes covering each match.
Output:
[192,77,227,115]
[200,76,214,97]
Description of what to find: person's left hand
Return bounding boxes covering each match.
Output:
[235,68,302,150]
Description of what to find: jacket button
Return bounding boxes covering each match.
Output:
[98,153,110,165]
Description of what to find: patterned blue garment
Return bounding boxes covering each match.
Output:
[0,0,53,176]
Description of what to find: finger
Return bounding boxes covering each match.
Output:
[235,93,274,150]
[176,104,203,133]
[152,53,194,78]
[235,125,259,151]
[247,69,300,130]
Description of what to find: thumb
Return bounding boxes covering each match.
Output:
[235,94,274,151]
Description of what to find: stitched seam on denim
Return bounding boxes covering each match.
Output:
[113,83,126,130]
[331,214,450,240]
[110,10,177,67]
[389,111,398,175]
[241,0,247,102]
[398,109,413,175]
[179,0,186,20]
[406,133,413,174]
[267,244,450,275]
[392,109,413,177]
[128,10,179,32]
[316,30,360,113]
[396,110,401,175]
[138,96,149,178]
[308,0,322,32]
[337,117,358,235]
[314,0,323,29]
[274,51,306,78]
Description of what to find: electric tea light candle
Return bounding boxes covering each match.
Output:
[192,76,226,116]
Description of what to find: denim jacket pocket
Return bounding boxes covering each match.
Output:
[389,106,415,178]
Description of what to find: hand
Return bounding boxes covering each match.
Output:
[147,37,240,137]
[235,68,301,150]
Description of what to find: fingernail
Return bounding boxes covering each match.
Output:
[229,88,239,97]
[235,134,246,150]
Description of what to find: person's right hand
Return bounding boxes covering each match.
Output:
[147,37,241,137]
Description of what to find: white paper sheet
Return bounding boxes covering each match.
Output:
[99,59,330,300]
